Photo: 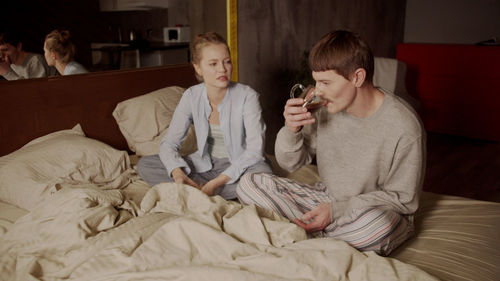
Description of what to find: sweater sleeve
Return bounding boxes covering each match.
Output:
[2,55,47,80]
[2,68,21,80]
[159,91,193,176]
[331,134,425,222]
[27,55,48,78]
[274,122,317,173]
[221,90,266,183]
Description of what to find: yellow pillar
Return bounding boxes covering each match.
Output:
[226,0,238,82]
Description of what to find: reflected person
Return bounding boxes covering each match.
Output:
[44,29,88,76]
[0,30,50,80]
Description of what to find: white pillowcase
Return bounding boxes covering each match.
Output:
[0,124,131,211]
[112,86,197,156]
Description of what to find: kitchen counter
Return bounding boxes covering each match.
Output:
[91,41,190,70]
[91,41,189,51]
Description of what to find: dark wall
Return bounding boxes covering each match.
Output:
[188,0,226,41]
[1,0,168,71]
[237,0,407,153]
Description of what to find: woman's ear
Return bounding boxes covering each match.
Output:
[352,68,366,87]
[49,50,58,61]
[193,63,201,76]
[192,63,204,82]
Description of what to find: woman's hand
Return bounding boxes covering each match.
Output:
[171,168,201,189]
[284,98,316,133]
[294,202,332,232]
[201,174,231,196]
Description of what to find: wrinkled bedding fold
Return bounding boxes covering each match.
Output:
[0,182,438,281]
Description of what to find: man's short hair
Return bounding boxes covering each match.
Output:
[309,30,374,83]
[0,30,22,47]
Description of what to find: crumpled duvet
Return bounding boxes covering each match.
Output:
[0,183,439,281]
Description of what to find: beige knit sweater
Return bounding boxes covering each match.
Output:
[275,90,426,222]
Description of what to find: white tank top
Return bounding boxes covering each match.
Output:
[207,123,229,158]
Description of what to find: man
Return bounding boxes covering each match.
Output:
[237,30,425,255]
[0,31,50,80]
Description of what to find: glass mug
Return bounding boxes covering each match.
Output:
[290,83,324,112]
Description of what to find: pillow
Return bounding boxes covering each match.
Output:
[373,57,419,109]
[0,124,131,211]
[112,86,197,156]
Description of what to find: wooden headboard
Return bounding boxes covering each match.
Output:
[0,64,198,156]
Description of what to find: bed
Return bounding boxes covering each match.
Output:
[0,64,499,281]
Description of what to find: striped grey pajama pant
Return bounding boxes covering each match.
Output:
[236,173,414,256]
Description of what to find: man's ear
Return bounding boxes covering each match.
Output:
[16,42,23,51]
[352,68,366,87]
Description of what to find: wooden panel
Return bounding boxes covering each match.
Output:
[0,64,198,156]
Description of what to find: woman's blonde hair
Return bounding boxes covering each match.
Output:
[191,31,229,64]
[45,29,75,64]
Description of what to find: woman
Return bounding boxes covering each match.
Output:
[137,31,272,200]
[44,29,88,75]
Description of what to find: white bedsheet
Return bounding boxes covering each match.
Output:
[0,200,28,236]
[0,182,437,281]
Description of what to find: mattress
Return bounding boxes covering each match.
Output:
[391,192,500,281]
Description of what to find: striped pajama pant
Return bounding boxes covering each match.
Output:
[236,173,414,256]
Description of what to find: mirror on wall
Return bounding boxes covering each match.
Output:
[0,0,226,82]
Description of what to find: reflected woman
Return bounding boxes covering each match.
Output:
[44,29,88,75]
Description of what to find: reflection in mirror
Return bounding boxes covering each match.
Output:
[0,0,214,83]
[0,30,54,81]
[44,29,89,76]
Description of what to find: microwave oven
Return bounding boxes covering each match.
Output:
[163,27,191,43]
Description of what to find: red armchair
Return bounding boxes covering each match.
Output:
[396,43,500,141]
